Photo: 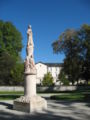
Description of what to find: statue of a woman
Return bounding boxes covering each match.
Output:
[24,25,36,74]
[26,25,34,57]
[27,25,34,47]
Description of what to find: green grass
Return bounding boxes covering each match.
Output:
[50,93,90,102]
[0,91,24,100]
[51,93,83,101]
[0,90,90,101]
[0,91,24,95]
[0,95,21,100]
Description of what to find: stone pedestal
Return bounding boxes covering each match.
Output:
[13,96,47,113]
[13,74,47,113]
[13,25,47,113]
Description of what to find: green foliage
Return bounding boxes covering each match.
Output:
[0,51,16,85]
[52,24,90,84]
[0,51,24,85]
[0,20,23,60]
[79,24,90,84]
[0,20,24,85]
[42,72,54,86]
[58,70,69,85]
[10,63,24,86]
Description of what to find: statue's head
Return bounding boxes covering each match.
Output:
[28,25,31,29]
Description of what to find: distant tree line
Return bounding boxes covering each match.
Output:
[0,20,24,86]
[52,24,90,85]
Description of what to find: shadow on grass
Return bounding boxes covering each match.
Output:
[0,99,90,120]
[0,110,76,120]
[86,103,90,107]
[0,102,13,109]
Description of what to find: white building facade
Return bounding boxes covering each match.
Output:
[35,62,63,85]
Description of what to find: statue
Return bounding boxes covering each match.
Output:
[27,25,34,47]
[24,25,36,74]
[14,25,47,113]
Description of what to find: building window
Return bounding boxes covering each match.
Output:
[48,67,52,72]
[56,67,58,72]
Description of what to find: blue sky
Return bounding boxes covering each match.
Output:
[0,0,90,63]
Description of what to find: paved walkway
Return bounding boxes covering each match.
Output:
[0,99,90,120]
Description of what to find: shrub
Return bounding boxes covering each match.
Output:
[42,72,54,86]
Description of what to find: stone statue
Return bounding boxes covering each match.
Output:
[27,25,34,47]
[14,25,47,113]
[24,25,36,74]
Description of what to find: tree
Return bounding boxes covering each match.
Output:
[0,20,23,85]
[52,29,82,84]
[0,20,23,60]
[10,63,24,86]
[0,51,24,85]
[52,24,90,85]
[79,24,90,84]
[0,51,16,85]
[42,72,54,86]
[58,70,69,85]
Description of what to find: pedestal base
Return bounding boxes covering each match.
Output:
[13,96,47,113]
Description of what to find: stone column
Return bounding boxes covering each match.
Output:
[13,25,47,113]
[24,75,36,97]
[24,25,37,97]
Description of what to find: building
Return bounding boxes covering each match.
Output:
[35,62,63,85]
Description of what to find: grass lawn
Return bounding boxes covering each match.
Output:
[0,95,21,100]
[50,92,90,102]
[50,93,83,101]
[0,91,24,95]
[0,91,24,100]
[0,90,90,101]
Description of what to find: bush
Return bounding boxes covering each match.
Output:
[42,72,54,86]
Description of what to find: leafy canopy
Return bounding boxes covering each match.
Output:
[0,20,24,85]
[52,24,90,84]
[0,20,23,60]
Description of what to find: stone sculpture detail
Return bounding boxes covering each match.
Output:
[24,25,36,74]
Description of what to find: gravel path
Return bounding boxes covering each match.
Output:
[0,99,90,120]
